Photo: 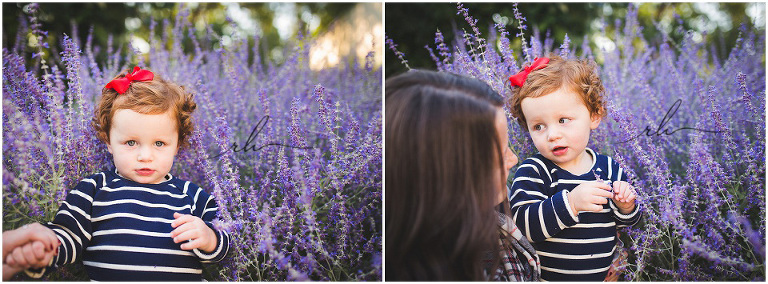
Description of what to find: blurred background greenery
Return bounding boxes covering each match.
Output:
[385,2,765,78]
[3,2,382,70]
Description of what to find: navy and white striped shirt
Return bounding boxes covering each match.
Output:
[27,169,230,281]
[509,148,642,281]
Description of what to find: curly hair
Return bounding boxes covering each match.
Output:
[508,55,606,131]
[92,70,197,148]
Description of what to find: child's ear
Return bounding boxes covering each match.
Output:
[106,141,113,154]
[590,113,602,129]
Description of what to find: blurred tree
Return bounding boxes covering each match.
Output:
[385,2,763,78]
[2,2,355,69]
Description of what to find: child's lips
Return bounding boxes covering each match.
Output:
[135,168,155,176]
[552,146,568,156]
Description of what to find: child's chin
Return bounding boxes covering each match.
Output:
[548,155,572,166]
[545,152,565,161]
[131,175,161,184]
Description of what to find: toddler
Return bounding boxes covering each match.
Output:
[4,67,231,280]
[507,56,642,281]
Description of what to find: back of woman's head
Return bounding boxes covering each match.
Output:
[385,70,504,280]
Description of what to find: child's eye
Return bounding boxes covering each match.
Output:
[559,118,571,124]
[532,124,544,131]
[126,140,136,146]
[155,141,165,147]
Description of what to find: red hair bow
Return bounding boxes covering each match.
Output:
[105,66,154,94]
[509,57,550,88]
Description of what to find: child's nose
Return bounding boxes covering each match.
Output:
[137,146,153,162]
[547,127,563,141]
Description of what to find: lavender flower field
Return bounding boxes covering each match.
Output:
[3,4,381,281]
[388,3,765,281]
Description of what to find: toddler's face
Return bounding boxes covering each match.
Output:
[521,87,600,172]
[107,109,179,184]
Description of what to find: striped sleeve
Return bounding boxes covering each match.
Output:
[509,158,578,243]
[26,175,100,278]
[188,183,230,263]
[607,158,642,227]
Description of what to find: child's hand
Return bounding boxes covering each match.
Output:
[611,181,636,214]
[4,241,55,269]
[567,181,614,213]
[170,213,218,253]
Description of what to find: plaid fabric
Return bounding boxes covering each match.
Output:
[604,232,629,281]
[494,236,527,281]
[491,212,541,281]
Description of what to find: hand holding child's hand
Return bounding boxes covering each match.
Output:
[3,223,58,261]
[2,223,58,280]
[4,241,55,269]
[611,181,636,214]
[567,181,613,213]
[170,213,218,253]
[3,241,55,281]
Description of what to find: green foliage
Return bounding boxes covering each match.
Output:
[384,2,762,78]
[2,2,354,68]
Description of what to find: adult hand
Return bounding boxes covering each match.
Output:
[3,263,23,280]
[5,241,55,269]
[3,223,58,261]
[567,181,613,213]
[170,213,218,253]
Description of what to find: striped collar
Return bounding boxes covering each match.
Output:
[111,168,174,185]
[536,148,598,177]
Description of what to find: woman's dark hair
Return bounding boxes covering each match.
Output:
[385,70,505,280]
